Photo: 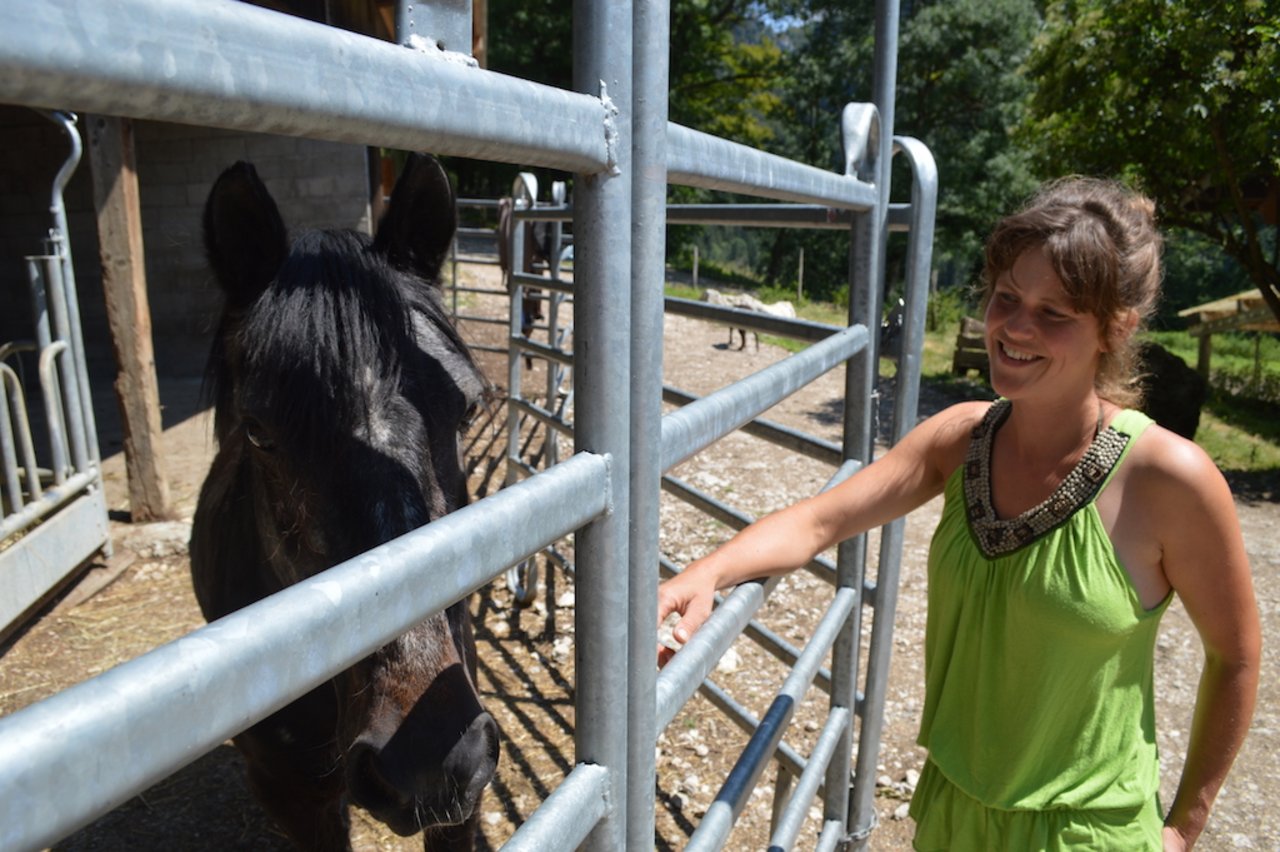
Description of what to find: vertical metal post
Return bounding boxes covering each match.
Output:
[504,198,526,488]
[40,111,99,465]
[396,0,473,55]
[39,243,89,474]
[846,3,900,844]
[827,101,884,840]
[848,137,935,849]
[628,0,669,847]
[572,0,632,848]
[545,182,567,470]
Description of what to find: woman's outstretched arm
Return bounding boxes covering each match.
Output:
[656,401,983,665]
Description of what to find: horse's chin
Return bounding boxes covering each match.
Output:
[371,800,474,838]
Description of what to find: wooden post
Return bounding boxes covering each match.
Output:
[472,0,488,67]
[87,115,172,522]
[797,247,804,301]
[1197,333,1212,377]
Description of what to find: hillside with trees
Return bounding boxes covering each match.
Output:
[466,0,1277,324]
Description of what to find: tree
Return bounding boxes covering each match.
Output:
[894,0,1042,278]
[744,0,1042,297]
[1021,0,1280,320]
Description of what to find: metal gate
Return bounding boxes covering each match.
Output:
[0,1,935,849]
[0,109,110,640]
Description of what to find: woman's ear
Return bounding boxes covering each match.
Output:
[1103,309,1140,352]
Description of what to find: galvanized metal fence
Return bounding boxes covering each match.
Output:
[0,0,935,849]
[0,109,110,640]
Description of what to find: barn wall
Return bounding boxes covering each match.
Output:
[0,106,372,379]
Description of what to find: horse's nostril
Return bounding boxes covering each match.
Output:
[445,713,500,797]
[346,738,405,815]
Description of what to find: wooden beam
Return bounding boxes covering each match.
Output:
[1185,306,1278,337]
[87,115,172,522]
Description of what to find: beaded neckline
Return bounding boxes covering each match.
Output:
[963,399,1131,558]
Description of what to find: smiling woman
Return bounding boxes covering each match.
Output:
[658,177,1261,851]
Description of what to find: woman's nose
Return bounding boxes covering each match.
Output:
[1003,305,1034,336]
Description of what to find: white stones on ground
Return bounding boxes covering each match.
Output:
[123,520,193,559]
[555,591,576,608]
[715,646,741,674]
[489,620,511,639]
[893,803,911,821]
[552,635,573,661]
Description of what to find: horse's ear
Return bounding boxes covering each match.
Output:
[373,153,456,284]
[203,161,288,309]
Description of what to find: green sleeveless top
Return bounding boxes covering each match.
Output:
[919,401,1170,811]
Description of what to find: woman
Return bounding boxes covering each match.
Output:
[656,178,1260,850]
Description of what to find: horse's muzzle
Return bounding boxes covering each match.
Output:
[347,710,499,836]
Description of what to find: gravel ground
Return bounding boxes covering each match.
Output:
[1,260,1275,850]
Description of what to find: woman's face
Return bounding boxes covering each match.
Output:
[984,246,1106,403]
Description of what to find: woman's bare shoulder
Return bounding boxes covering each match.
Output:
[920,400,991,445]
[1126,421,1232,510]
[908,400,992,475]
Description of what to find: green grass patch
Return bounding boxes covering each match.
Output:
[1146,329,1280,404]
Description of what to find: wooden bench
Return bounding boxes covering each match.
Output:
[952,316,989,378]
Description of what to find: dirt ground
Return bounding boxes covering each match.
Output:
[1,260,1277,850]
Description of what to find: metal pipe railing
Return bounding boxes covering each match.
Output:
[0,452,611,851]
[0,0,613,174]
[668,124,878,211]
[660,324,868,473]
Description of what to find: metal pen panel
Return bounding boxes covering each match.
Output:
[686,587,858,850]
[660,324,868,473]
[0,452,610,852]
[663,296,841,342]
[502,764,611,852]
[667,203,855,229]
[668,123,879,210]
[0,0,611,173]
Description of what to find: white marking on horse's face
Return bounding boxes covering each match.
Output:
[358,365,400,450]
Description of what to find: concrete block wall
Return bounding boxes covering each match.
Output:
[0,106,373,379]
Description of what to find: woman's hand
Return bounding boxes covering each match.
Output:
[656,564,719,667]
[1162,825,1189,851]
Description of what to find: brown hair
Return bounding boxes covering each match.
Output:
[980,177,1163,407]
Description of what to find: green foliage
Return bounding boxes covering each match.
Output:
[1192,403,1280,472]
[1158,228,1257,325]
[669,1,788,147]
[1021,0,1280,317]
[678,0,1045,303]
[893,0,1043,268]
[926,285,980,333]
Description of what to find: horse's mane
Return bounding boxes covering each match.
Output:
[206,228,480,450]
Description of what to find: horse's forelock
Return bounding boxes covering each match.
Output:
[237,230,416,439]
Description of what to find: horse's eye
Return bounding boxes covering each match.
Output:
[459,402,478,432]
[243,419,277,452]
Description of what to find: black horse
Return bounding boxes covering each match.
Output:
[190,154,497,851]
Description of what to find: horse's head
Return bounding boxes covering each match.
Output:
[199,153,496,838]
